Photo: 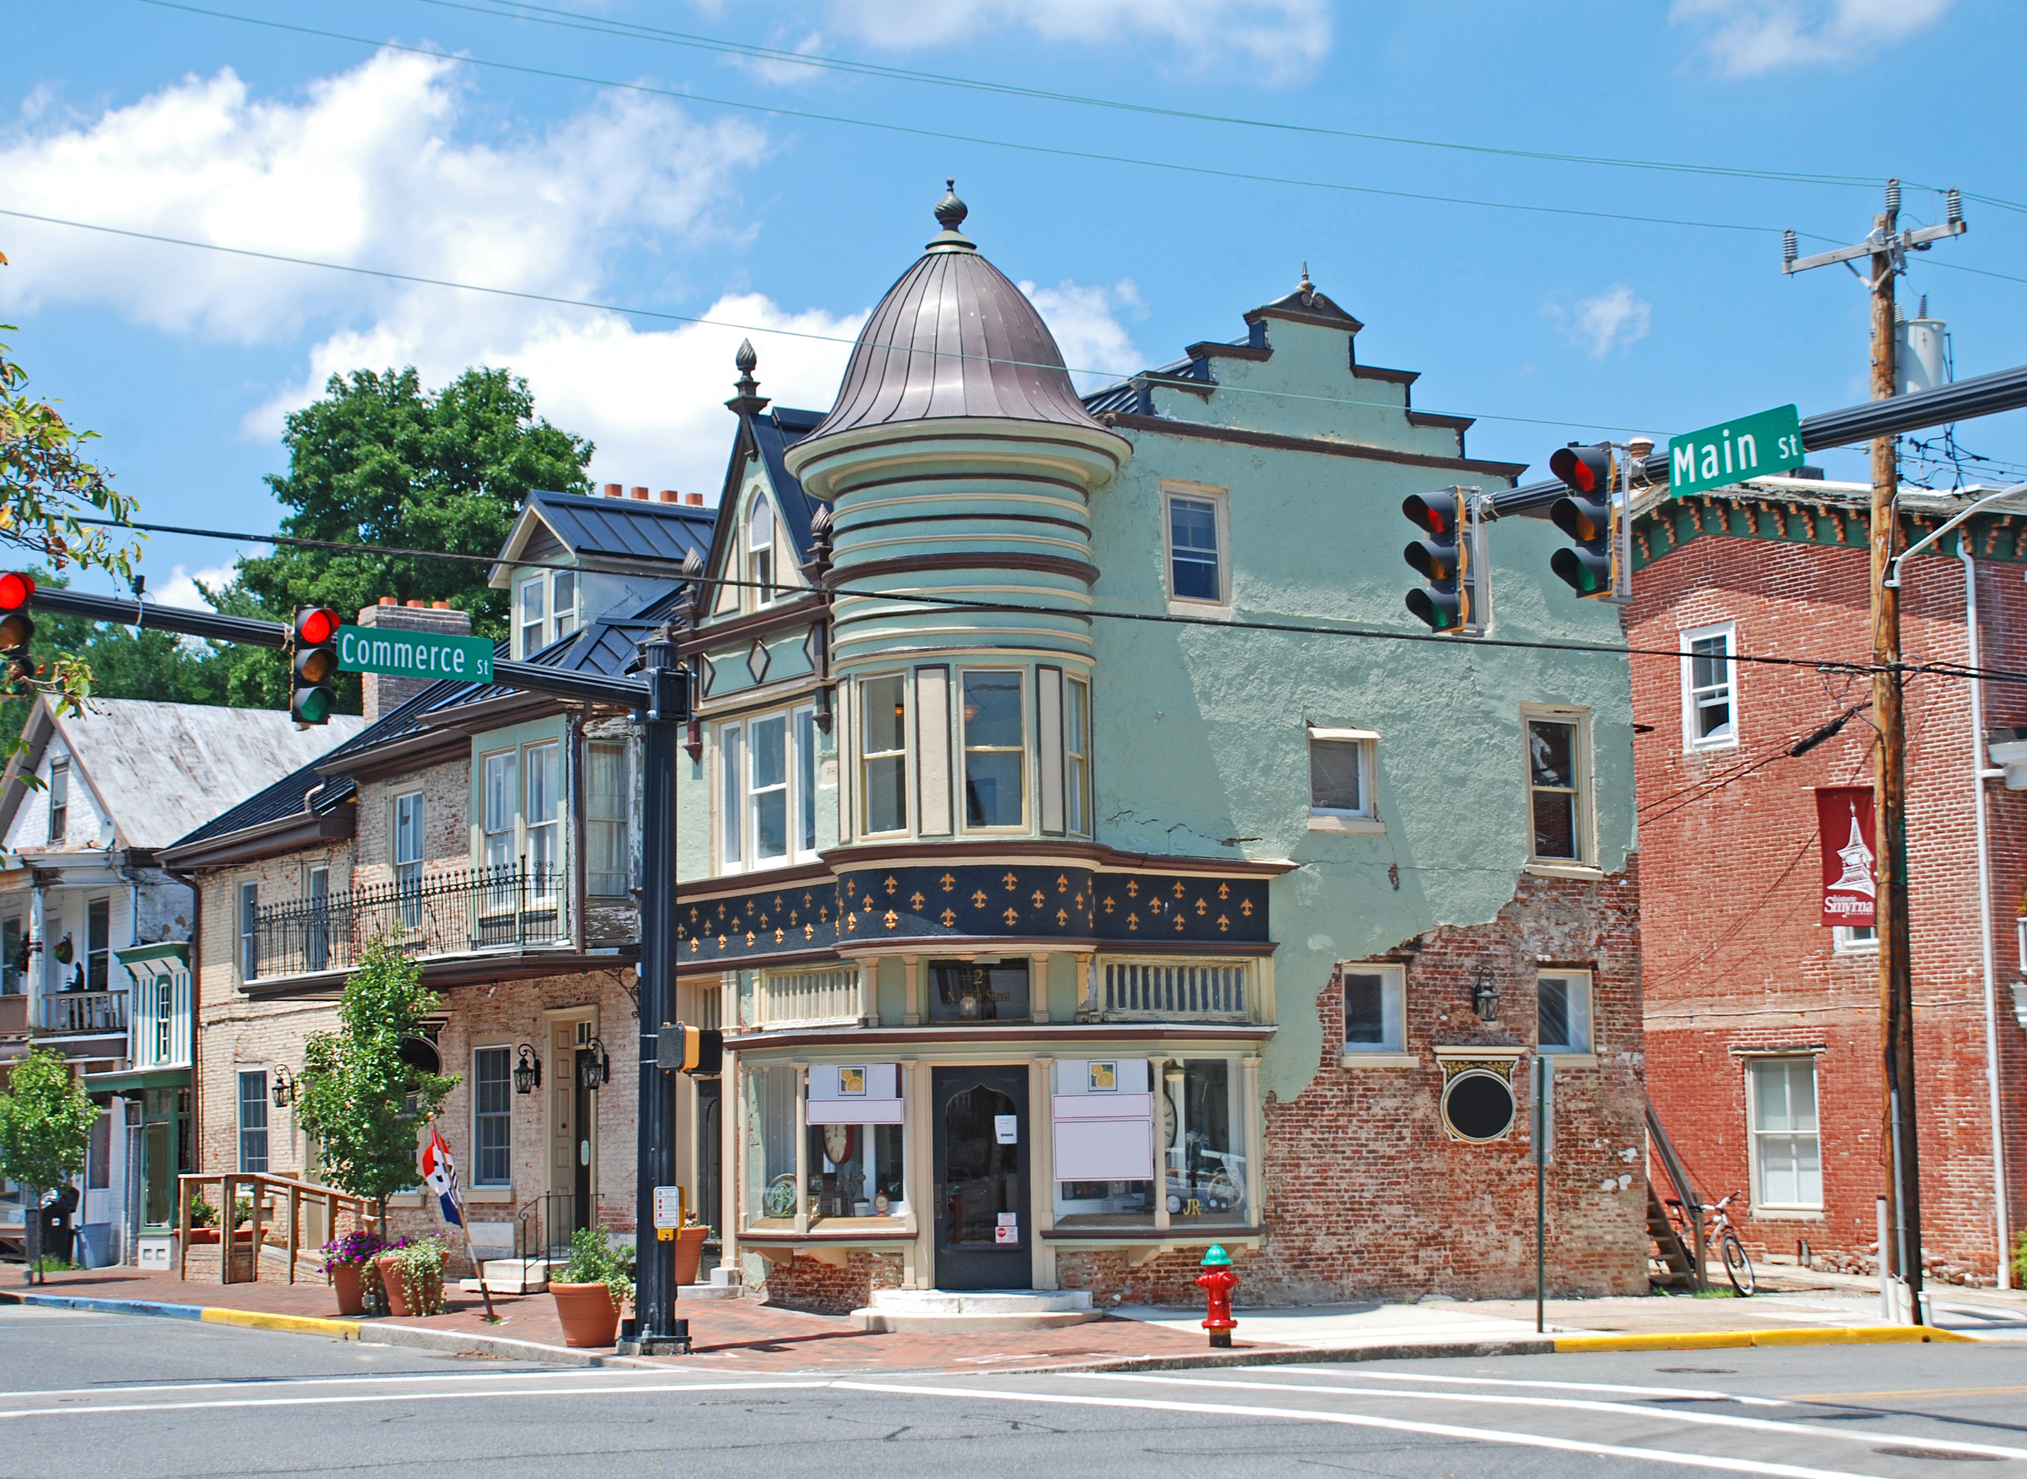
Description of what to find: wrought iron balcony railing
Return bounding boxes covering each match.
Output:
[249,864,569,981]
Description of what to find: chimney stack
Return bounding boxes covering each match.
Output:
[604,482,623,498]
[658,489,679,503]
[630,486,649,501]
[685,492,705,506]
[354,598,475,722]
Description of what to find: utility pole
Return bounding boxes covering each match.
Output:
[1785,179,1967,1320]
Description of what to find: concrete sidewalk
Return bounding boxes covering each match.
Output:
[2,1263,2004,1374]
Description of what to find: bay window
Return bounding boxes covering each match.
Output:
[525,742,561,890]
[482,751,518,869]
[717,705,820,874]
[1065,675,1090,836]
[860,675,908,836]
[961,670,1025,829]
[587,743,629,896]
[515,570,580,658]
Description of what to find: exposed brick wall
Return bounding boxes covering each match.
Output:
[1632,530,2027,1283]
[758,1249,904,1315]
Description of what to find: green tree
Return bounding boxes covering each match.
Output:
[0,1047,99,1282]
[295,936,458,1228]
[208,366,592,712]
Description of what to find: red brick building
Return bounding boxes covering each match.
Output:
[1630,475,2027,1286]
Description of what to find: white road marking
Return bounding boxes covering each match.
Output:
[0,1381,827,1419]
[1222,1366,1794,1407]
[832,1380,1879,1479]
[0,1367,700,1403]
[1070,1372,2027,1462]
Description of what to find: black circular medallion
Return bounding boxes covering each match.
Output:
[1442,1070,1516,1143]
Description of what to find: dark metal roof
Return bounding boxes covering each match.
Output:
[801,187,1106,444]
[524,490,715,567]
[746,406,826,563]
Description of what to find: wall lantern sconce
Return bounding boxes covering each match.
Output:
[513,1044,543,1096]
[1471,968,1500,1022]
[579,1037,611,1091]
[684,718,703,763]
[271,1065,298,1109]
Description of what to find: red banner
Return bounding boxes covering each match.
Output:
[1815,786,1877,928]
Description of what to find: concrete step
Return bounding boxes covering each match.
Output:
[849,1288,1099,1333]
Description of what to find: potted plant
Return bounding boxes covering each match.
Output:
[320,1229,387,1316]
[673,1218,710,1287]
[550,1226,634,1348]
[374,1236,448,1318]
[187,1196,221,1245]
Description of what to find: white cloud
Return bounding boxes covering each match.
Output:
[1543,285,1652,360]
[821,0,1330,79]
[0,50,770,343]
[151,561,239,612]
[1020,278,1148,391]
[1670,0,1953,75]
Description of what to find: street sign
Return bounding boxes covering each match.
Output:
[1668,404,1804,499]
[653,1185,684,1233]
[336,625,494,683]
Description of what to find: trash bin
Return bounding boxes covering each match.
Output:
[38,1187,78,1265]
[75,1223,112,1269]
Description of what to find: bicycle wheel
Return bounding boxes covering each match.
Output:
[1721,1233,1756,1296]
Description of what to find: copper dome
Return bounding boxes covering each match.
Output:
[801,182,1107,443]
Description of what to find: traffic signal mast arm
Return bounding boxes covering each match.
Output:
[22,586,652,709]
[1489,358,2027,517]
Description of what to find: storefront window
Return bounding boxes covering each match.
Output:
[929,958,1031,1022]
[1051,1059,1154,1227]
[804,1122,905,1220]
[1163,1059,1247,1224]
[743,1064,798,1226]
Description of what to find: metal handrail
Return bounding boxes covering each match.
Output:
[1645,1095,1707,1290]
[249,863,568,980]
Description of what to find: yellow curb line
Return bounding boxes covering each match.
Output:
[199,1307,359,1340]
[1554,1325,1972,1353]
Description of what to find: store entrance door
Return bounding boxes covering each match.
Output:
[931,1065,1030,1290]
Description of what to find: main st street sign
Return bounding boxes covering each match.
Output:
[1669,403,1804,500]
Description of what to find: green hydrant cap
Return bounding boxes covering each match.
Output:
[1201,1244,1232,1267]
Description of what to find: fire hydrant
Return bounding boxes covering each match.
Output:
[1196,1244,1239,1348]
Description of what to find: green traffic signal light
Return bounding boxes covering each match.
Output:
[1548,492,1615,596]
[291,686,334,725]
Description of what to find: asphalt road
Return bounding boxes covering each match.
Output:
[7,1305,2027,1478]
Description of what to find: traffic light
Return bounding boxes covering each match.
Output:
[1402,488,1483,634]
[656,1022,723,1076]
[1547,443,1620,599]
[0,572,37,697]
[291,606,340,725]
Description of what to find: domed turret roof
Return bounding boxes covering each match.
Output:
[801,182,1106,443]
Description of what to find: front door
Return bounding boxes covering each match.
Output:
[932,1065,1030,1290]
[695,1077,722,1237]
[572,1049,595,1232]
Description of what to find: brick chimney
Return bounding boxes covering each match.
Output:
[354,598,474,722]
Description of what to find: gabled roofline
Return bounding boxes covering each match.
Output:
[159,802,355,872]
[0,697,57,846]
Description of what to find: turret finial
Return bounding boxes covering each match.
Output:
[1298,261,1315,306]
[725,337,769,417]
[927,177,976,253]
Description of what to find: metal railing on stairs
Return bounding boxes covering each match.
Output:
[1645,1095,1707,1291]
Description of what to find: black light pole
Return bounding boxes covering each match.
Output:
[633,620,688,1354]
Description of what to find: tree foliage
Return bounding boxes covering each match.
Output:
[295,936,458,1220]
[206,366,592,713]
[0,1047,98,1193]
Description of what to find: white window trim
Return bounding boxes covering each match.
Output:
[514,570,580,659]
[1307,726,1381,832]
[1832,924,1879,955]
[1745,1052,1826,1214]
[1521,704,1598,875]
[956,666,1031,834]
[1680,620,1740,752]
[1339,962,1408,1061]
[1161,480,1232,617]
[1536,968,1594,1058]
[857,670,910,839]
[716,705,823,874]
[744,487,794,612]
[470,1040,515,1192]
[479,746,521,869]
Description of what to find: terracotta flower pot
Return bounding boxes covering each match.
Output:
[551,1280,623,1348]
[673,1225,710,1287]
[331,1262,366,1316]
[187,1228,220,1245]
[374,1253,442,1318]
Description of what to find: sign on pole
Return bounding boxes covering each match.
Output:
[1668,404,1804,500]
[336,625,494,684]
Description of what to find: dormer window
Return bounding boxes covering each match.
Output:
[515,570,580,658]
[748,497,775,606]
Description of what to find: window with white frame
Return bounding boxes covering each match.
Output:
[307,866,330,971]
[1065,676,1091,837]
[1308,728,1375,822]
[525,742,561,889]
[961,670,1025,829]
[238,882,259,981]
[1163,486,1228,607]
[238,1070,269,1173]
[515,571,580,658]
[47,758,68,845]
[587,742,629,896]
[1537,971,1592,1054]
[860,675,908,836]
[482,751,518,869]
[1342,964,1405,1052]
[1523,708,1593,866]
[1833,924,1878,954]
[718,704,819,873]
[473,1046,512,1187]
[747,496,775,605]
[394,791,424,892]
[86,898,110,992]
[1682,623,1738,749]
[1747,1056,1823,1209]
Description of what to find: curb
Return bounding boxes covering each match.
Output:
[1553,1325,1974,1352]
[1063,1338,1555,1374]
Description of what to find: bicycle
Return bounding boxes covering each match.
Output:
[1665,1190,1757,1295]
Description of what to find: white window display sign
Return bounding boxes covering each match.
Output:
[807,1063,904,1124]
[1052,1092,1155,1182]
[995,1213,1019,1244]
[995,1114,1019,1145]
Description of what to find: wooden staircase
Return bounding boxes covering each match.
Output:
[1645,1097,1707,1292]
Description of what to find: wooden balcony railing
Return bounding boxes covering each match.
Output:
[38,990,128,1036]
[752,965,862,1029]
[1092,960,1254,1022]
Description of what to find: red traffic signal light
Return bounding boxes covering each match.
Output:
[295,606,338,646]
[0,572,37,695]
[1549,443,1614,494]
[1401,490,1482,634]
[0,572,36,611]
[291,606,341,726]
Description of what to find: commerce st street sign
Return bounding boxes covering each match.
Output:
[336,625,494,683]
[1668,403,1804,500]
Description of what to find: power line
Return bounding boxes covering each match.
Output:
[69,515,2027,688]
[0,206,1653,438]
[413,0,1890,193]
[137,0,1801,240]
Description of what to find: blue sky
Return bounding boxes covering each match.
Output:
[5,0,2023,604]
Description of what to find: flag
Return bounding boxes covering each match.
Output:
[1814,785,1877,928]
[420,1125,463,1228]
